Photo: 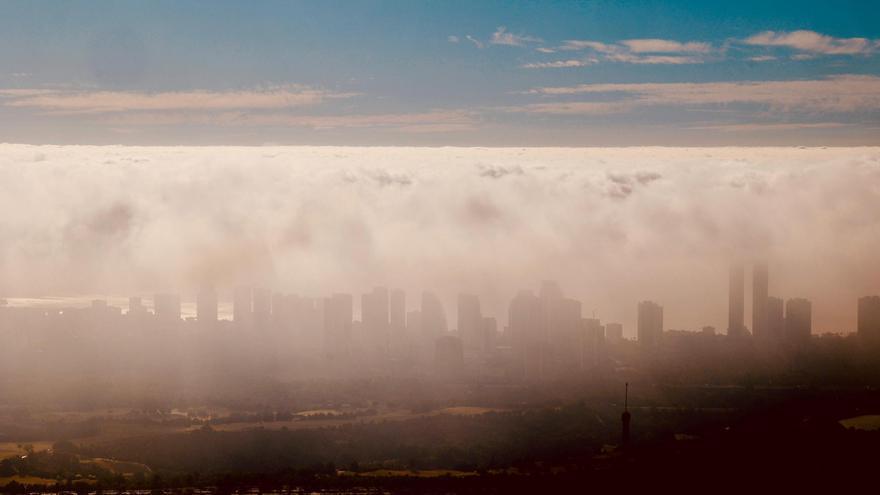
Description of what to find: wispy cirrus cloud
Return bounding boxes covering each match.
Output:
[0,86,477,132]
[465,35,484,49]
[518,75,880,113]
[490,26,543,47]
[0,85,355,115]
[102,109,478,132]
[529,37,712,67]
[620,39,712,54]
[520,59,597,69]
[742,30,879,55]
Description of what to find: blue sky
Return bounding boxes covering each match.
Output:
[1,0,879,145]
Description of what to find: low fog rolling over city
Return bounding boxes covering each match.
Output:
[2,146,878,334]
[2,1,880,494]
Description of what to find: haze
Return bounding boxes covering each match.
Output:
[1,144,878,335]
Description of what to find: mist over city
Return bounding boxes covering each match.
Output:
[2,1,880,494]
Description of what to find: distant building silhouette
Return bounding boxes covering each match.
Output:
[605,322,624,343]
[420,291,447,340]
[621,382,631,448]
[233,286,252,327]
[324,293,353,358]
[435,335,464,379]
[509,289,544,380]
[197,286,218,323]
[389,289,406,330]
[728,263,746,337]
[362,287,391,350]
[858,296,880,344]
[637,301,663,346]
[752,262,769,339]
[767,296,785,340]
[154,293,181,324]
[457,293,483,352]
[785,298,812,342]
[252,287,272,330]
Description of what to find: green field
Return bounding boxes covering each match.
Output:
[0,475,58,487]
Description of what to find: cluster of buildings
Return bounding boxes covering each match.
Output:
[2,262,880,381]
[725,262,814,343]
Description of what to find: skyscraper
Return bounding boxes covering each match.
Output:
[197,286,218,323]
[857,296,880,344]
[785,298,812,342]
[420,291,447,340]
[389,289,406,330]
[323,293,353,358]
[605,322,624,343]
[728,264,745,337]
[767,296,785,340]
[154,293,181,324]
[233,286,252,327]
[457,293,483,352]
[752,262,768,339]
[637,301,663,346]
[252,287,272,330]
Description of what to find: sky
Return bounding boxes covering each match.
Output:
[1,0,879,145]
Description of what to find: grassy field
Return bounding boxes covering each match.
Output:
[839,415,880,431]
[0,475,58,487]
[353,469,478,478]
[83,457,152,475]
[0,441,54,460]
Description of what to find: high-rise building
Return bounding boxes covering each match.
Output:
[362,287,390,333]
[197,286,218,323]
[581,317,605,368]
[637,301,663,346]
[233,286,252,327]
[434,335,464,378]
[509,289,544,380]
[420,291,447,340]
[154,293,181,324]
[323,293,353,358]
[252,288,272,329]
[457,293,483,352]
[785,298,812,342]
[389,289,406,330]
[728,263,745,337]
[752,262,768,338]
[128,296,147,315]
[605,322,624,343]
[857,296,880,344]
[767,296,785,340]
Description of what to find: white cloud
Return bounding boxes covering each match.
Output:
[743,30,878,55]
[747,55,777,62]
[447,35,460,43]
[523,75,880,113]
[605,53,704,64]
[1,145,877,334]
[0,86,355,115]
[551,37,711,65]
[520,59,596,69]
[535,47,556,54]
[689,122,852,132]
[465,35,484,49]
[490,26,543,47]
[560,40,618,53]
[621,39,711,53]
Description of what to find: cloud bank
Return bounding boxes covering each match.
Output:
[0,146,878,336]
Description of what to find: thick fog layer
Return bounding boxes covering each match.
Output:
[1,145,878,334]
